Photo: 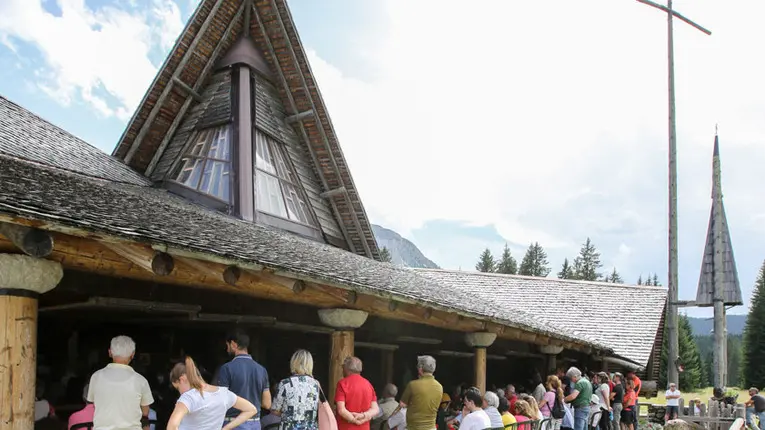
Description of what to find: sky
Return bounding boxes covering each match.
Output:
[1,0,764,318]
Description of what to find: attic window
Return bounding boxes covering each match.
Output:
[172,126,232,203]
[254,130,315,226]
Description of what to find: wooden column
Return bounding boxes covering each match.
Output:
[329,330,354,404]
[0,254,63,430]
[318,308,368,405]
[382,349,395,385]
[465,332,497,394]
[474,347,487,393]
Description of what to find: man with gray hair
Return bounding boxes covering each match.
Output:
[87,335,154,430]
[336,356,380,430]
[482,391,504,428]
[372,384,399,430]
[563,367,592,430]
[400,356,443,430]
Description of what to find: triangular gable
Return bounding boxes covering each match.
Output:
[696,135,742,306]
[112,0,379,259]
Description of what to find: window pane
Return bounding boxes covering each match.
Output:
[198,160,231,202]
[207,127,230,160]
[255,172,287,218]
[190,131,209,156]
[282,182,309,223]
[254,132,277,174]
[172,125,232,204]
[175,158,204,189]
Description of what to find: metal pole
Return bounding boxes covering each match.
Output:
[666,0,680,389]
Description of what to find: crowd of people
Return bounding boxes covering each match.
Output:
[32,331,653,430]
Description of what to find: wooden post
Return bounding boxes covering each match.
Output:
[317,308,368,406]
[465,332,497,395]
[329,330,354,404]
[382,349,395,385]
[0,254,63,430]
[474,347,487,394]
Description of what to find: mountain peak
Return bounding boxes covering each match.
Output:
[372,225,439,269]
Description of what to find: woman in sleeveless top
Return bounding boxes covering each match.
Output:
[167,356,257,430]
[271,350,323,430]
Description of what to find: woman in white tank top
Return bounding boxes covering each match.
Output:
[167,356,257,430]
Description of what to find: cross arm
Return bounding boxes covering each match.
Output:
[635,0,712,35]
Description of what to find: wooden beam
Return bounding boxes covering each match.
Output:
[292,280,306,293]
[285,110,314,124]
[320,187,346,199]
[143,1,245,176]
[223,266,241,285]
[329,330,354,404]
[356,341,398,351]
[0,224,595,353]
[0,222,53,257]
[102,243,174,276]
[172,77,204,102]
[125,0,228,164]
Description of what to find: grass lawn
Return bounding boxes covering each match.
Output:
[640,387,750,405]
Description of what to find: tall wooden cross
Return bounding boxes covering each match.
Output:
[635,0,711,388]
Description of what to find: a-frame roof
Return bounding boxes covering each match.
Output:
[111,0,379,259]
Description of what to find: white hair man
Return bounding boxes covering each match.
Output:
[563,367,592,430]
[482,391,504,428]
[372,384,400,430]
[399,356,443,430]
[87,336,154,430]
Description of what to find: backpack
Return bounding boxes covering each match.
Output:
[550,393,565,419]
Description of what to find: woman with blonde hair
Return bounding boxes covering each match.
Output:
[542,375,564,430]
[167,356,257,430]
[513,400,534,428]
[520,394,544,420]
[271,349,323,430]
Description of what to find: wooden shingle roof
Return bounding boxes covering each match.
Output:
[415,269,668,366]
[111,0,379,259]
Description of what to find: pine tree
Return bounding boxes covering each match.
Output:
[572,238,602,281]
[660,314,703,390]
[379,247,392,263]
[652,274,661,286]
[605,268,623,283]
[519,242,551,277]
[475,248,496,273]
[558,258,574,279]
[743,260,765,388]
[496,244,518,275]
[637,275,643,285]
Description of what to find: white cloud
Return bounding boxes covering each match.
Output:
[0,0,184,120]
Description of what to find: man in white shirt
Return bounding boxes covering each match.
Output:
[88,336,154,430]
[460,388,491,430]
[664,383,682,421]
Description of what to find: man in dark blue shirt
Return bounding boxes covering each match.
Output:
[217,331,271,430]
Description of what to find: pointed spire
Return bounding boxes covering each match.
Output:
[696,132,743,306]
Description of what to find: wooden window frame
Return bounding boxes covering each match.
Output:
[168,125,234,205]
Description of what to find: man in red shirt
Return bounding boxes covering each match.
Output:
[336,357,380,430]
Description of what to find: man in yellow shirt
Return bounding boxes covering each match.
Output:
[399,356,443,430]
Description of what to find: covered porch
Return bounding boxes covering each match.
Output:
[1,221,605,428]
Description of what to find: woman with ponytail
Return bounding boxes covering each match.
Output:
[167,356,257,430]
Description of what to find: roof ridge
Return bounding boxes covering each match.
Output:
[413,267,668,291]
